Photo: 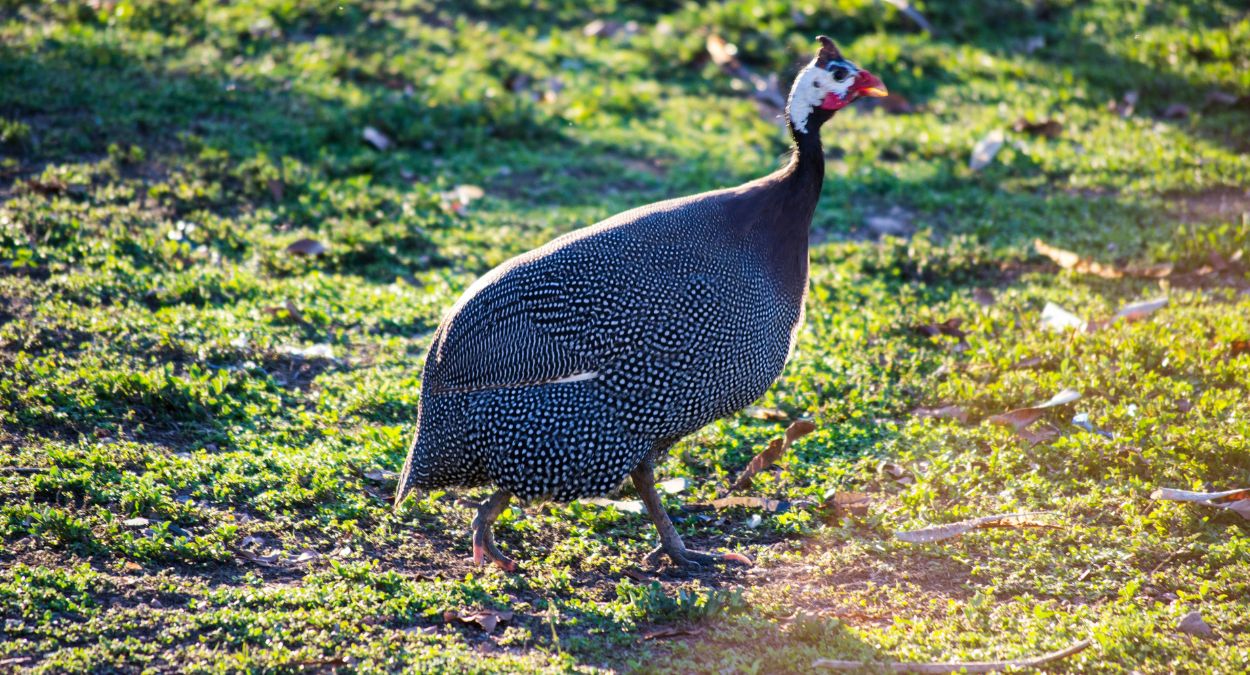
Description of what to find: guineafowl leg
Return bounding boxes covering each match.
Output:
[471,489,517,572]
[630,464,752,569]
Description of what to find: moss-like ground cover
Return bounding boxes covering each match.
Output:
[2,1,1248,672]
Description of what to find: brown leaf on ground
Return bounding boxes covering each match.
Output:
[705,34,736,66]
[444,609,514,634]
[728,420,816,492]
[988,389,1082,432]
[971,288,996,307]
[819,490,873,520]
[1151,487,1250,520]
[643,625,702,640]
[743,405,789,421]
[264,299,307,324]
[1204,90,1242,107]
[1033,239,1123,279]
[23,177,68,196]
[240,549,281,567]
[969,129,1004,171]
[286,238,327,256]
[911,318,967,340]
[1012,117,1062,138]
[813,639,1091,672]
[1109,90,1138,117]
[702,495,790,513]
[912,405,969,424]
[1012,356,1045,370]
[1178,611,1214,638]
[621,568,650,582]
[1161,103,1190,119]
[895,512,1060,544]
[1040,302,1087,332]
[1016,424,1061,446]
[1114,297,1167,322]
[1230,340,1250,358]
[879,461,914,485]
[579,497,645,514]
[364,469,398,482]
[361,126,391,151]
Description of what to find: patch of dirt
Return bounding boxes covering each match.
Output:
[1167,186,1250,224]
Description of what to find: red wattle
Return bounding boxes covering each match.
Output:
[819,92,843,110]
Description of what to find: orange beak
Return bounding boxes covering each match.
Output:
[853,69,888,98]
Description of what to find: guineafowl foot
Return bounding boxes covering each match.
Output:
[644,545,753,569]
[471,490,517,572]
[632,463,754,570]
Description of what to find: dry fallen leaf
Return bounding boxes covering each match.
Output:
[1161,103,1190,119]
[1012,356,1045,370]
[580,498,645,514]
[240,549,281,567]
[911,405,969,424]
[291,549,321,564]
[969,129,1004,171]
[705,34,737,66]
[656,477,687,494]
[820,490,872,520]
[1033,239,1123,279]
[1205,90,1243,107]
[1230,340,1249,358]
[1178,611,1214,638]
[989,389,1082,432]
[696,496,790,513]
[971,288,996,307]
[1109,90,1138,117]
[362,126,391,151]
[1016,423,1061,446]
[1012,117,1062,138]
[895,512,1060,544]
[813,638,1091,672]
[728,420,816,492]
[1114,297,1167,322]
[444,609,513,634]
[879,461,914,485]
[643,625,702,641]
[365,469,399,482]
[911,318,967,340]
[1151,487,1250,520]
[743,405,789,421]
[286,238,327,256]
[1040,302,1087,332]
[123,517,150,528]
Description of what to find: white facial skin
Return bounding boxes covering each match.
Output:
[787,59,858,134]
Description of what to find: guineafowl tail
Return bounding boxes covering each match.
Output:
[393,423,424,511]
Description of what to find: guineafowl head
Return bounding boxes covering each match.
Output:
[786,35,887,135]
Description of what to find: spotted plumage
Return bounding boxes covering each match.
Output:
[396,36,887,570]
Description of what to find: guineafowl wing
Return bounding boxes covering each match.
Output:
[420,204,742,398]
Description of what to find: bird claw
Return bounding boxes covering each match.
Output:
[471,539,518,572]
[645,545,753,569]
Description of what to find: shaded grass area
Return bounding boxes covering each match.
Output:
[1,0,1249,672]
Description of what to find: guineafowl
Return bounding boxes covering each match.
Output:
[395,36,886,570]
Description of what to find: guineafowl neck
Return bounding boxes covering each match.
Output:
[785,127,826,210]
[753,126,824,299]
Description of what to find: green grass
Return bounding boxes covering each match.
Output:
[2,0,1249,672]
